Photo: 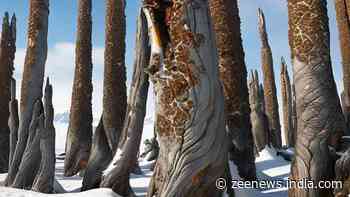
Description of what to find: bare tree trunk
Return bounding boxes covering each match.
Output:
[249,70,268,153]
[335,0,350,135]
[291,83,297,147]
[32,79,56,193]
[8,78,19,168]
[100,9,150,196]
[143,1,228,196]
[209,0,256,180]
[258,9,282,149]
[102,0,127,152]
[5,0,49,186]
[65,0,93,177]
[12,101,43,189]
[288,0,345,196]
[280,57,294,147]
[0,12,16,173]
[335,149,350,196]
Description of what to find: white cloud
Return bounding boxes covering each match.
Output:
[13,42,105,120]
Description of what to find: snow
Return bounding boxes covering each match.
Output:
[0,115,292,197]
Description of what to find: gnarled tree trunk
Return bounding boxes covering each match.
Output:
[258,9,282,149]
[32,79,56,193]
[65,0,93,177]
[288,0,345,196]
[8,78,19,168]
[280,57,294,147]
[143,1,228,196]
[100,9,150,195]
[249,70,268,153]
[0,12,16,172]
[209,0,256,180]
[5,0,49,186]
[335,0,350,135]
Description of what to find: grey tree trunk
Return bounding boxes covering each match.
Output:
[335,148,350,196]
[209,0,256,180]
[335,0,350,134]
[291,84,297,146]
[258,9,282,149]
[32,79,56,193]
[249,70,268,153]
[100,9,150,196]
[5,0,49,186]
[12,101,43,189]
[0,12,16,173]
[280,57,294,147]
[143,1,228,196]
[8,78,19,168]
[65,0,93,177]
[288,0,345,196]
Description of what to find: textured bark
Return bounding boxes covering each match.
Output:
[32,79,56,193]
[291,83,297,146]
[258,9,282,149]
[280,57,294,147]
[100,10,150,196]
[288,0,346,196]
[5,0,49,186]
[335,0,350,134]
[335,148,350,196]
[143,1,228,196]
[0,12,16,173]
[12,101,43,189]
[8,78,19,168]
[209,0,256,180]
[65,0,93,177]
[249,70,268,153]
[103,0,127,152]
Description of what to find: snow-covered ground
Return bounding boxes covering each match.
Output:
[0,113,291,197]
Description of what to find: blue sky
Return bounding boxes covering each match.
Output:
[0,0,343,123]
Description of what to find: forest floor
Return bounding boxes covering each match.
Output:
[0,118,291,197]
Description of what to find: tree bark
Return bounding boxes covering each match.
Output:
[0,12,16,173]
[32,79,56,193]
[65,0,93,177]
[258,9,282,149]
[291,83,297,147]
[102,0,127,152]
[8,78,19,169]
[335,148,350,196]
[100,9,150,196]
[288,0,346,196]
[12,101,43,189]
[335,0,350,135]
[5,0,49,186]
[143,1,228,196]
[249,70,268,153]
[208,0,256,180]
[280,57,294,147]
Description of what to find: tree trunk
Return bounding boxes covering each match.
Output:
[249,70,268,153]
[8,78,19,168]
[102,0,127,152]
[82,0,127,190]
[288,0,345,196]
[32,79,56,193]
[65,0,93,177]
[335,0,350,135]
[291,83,297,147]
[5,0,49,186]
[143,1,228,196]
[280,57,294,147]
[100,9,150,196]
[258,9,282,149]
[12,101,43,189]
[335,148,350,196]
[0,12,16,173]
[209,0,256,180]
